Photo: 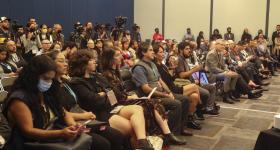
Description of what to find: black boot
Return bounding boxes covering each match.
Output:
[163,133,186,145]
[229,91,240,102]
[223,92,234,104]
[195,104,205,120]
[187,115,202,130]
[135,139,154,150]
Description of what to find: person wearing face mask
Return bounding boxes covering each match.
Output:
[224,27,235,41]
[3,55,97,150]
[37,24,53,49]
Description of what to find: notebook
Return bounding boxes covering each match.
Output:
[135,87,157,100]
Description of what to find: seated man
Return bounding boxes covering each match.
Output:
[5,40,26,69]
[132,42,196,136]
[205,39,239,103]
[206,40,261,102]
[175,41,219,114]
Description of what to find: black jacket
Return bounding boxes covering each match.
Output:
[69,74,111,121]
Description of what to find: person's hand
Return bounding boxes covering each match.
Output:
[167,92,175,100]
[193,65,203,72]
[127,94,139,100]
[60,126,78,139]
[194,79,199,85]
[98,92,106,97]
[82,112,96,120]
[8,72,18,77]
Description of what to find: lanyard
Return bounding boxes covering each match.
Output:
[63,83,78,104]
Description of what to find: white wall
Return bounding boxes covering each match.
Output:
[213,0,266,42]
[134,0,277,42]
[134,0,162,40]
[268,0,280,40]
[165,0,210,41]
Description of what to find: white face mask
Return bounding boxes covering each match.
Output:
[37,79,52,92]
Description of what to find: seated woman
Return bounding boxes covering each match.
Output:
[101,48,189,141]
[121,38,135,67]
[47,51,126,150]
[0,46,18,77]
[3,55,97,150]
[68,50,155,150]
[153,44,208,129]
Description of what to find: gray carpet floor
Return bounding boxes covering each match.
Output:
[170,76,280,150]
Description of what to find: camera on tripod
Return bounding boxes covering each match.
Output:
[74,22,84,34]
[115,16,127,28]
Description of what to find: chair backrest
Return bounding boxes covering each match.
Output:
[0,91,8,103]
[1,76,17,91]
[120,68,136,92]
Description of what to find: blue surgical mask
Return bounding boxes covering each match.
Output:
[37,79,52,92]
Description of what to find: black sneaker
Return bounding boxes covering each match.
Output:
[204,109,219,116]
[195,111,205,120]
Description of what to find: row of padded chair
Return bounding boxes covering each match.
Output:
[0,76,17,103]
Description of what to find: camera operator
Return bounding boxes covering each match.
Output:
[79,22,98,49]
[111,16,127,41]
[0,16,12,44]
[21,22,39,62]
[12,25,25,55]
[52,24,64,47]
[70,22,87,49]
[131,24,142,43]
[96,24,109,40]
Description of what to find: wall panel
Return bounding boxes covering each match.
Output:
[213,0,267,41]
[165,0,211,41]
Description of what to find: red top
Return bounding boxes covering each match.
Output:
[153,33,164,42]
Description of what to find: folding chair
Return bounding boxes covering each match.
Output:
[1,76,17,91]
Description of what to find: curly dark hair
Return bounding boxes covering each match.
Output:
[136,42,151,59]
[69,50,94,77]
[10,55,57,93]
[5,55,64,125]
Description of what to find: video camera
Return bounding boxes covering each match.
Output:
[74,22,84,34]
[115,16,127,28]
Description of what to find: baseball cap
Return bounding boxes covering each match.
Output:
[0,16,10,22]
